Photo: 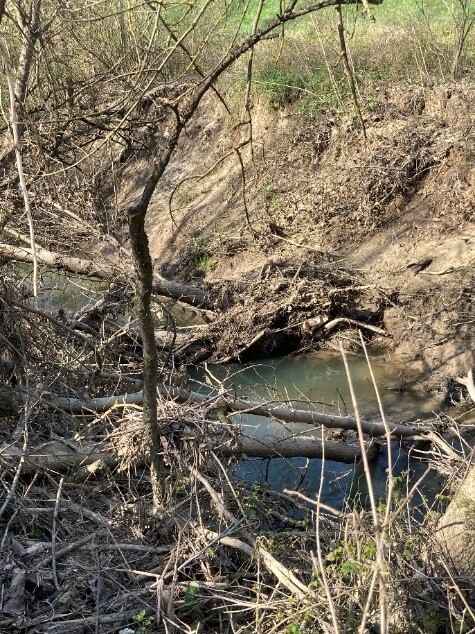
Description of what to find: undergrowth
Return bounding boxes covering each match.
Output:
[1,271,474,633]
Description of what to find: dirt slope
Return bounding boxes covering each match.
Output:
[122,82,475,392]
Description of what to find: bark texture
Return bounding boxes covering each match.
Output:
[128,209,166,506]
[220,434,379,463]
[436,465,475,577]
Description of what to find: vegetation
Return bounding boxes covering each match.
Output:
[0,0,474,632]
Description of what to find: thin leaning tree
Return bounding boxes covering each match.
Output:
[120,0,383,508]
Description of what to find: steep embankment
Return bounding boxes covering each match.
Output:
[117,82,475,393]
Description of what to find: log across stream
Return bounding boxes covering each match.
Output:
[189,352,446,510]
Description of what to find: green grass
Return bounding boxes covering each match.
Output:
[220,0,475,112]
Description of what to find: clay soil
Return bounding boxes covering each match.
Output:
[131,81,475,396]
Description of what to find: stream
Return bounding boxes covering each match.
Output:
[189,353,448,511]
[15,265,452,511]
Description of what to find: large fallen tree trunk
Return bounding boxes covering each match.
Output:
[0,243,212,309]
[46,385,428,439]
[0,433,376,473]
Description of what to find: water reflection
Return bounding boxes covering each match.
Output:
[190,352,445,509]
[193,352,440,421]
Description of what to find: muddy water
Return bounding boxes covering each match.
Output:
[190,353,446,510]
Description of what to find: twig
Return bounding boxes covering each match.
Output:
[9,298,103,368]
[51,476,64,590]
[340,342,383,634]
[39,533,101,567]
[314,429,341,632]
[0,405,30,520]
[61,500,113,527]
[283,489,342,518]
[26,609,144,632]
[193,468,310,596]
[359,333,388,632]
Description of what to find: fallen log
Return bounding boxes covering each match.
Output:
[0,432,375,475]
[220,434,379,463]
[45,385,428,439]
[0,243,212,309]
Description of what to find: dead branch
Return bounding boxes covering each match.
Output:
[0,433,375,474]
[302,316,387,337]
[0,242,215,310]
[193,469,310,596]
[220,433,379,463]
[45,385,430,439]
[0,36,38,295]
[203,528,310,596]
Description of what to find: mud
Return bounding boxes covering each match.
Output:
[133,81,475,394]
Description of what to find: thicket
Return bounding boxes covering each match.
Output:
[0,0,474,632]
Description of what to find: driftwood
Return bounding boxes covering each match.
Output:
[0,243,212,309]
[45,385,427,439]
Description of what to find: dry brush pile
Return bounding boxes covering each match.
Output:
[181,257,385,364]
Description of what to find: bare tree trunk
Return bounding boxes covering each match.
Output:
[128,207,167,507]
[14,0,42,106]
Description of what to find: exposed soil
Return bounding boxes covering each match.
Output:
[123,81,475,396]
[2,79,475,634]
[5,81,474,394]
